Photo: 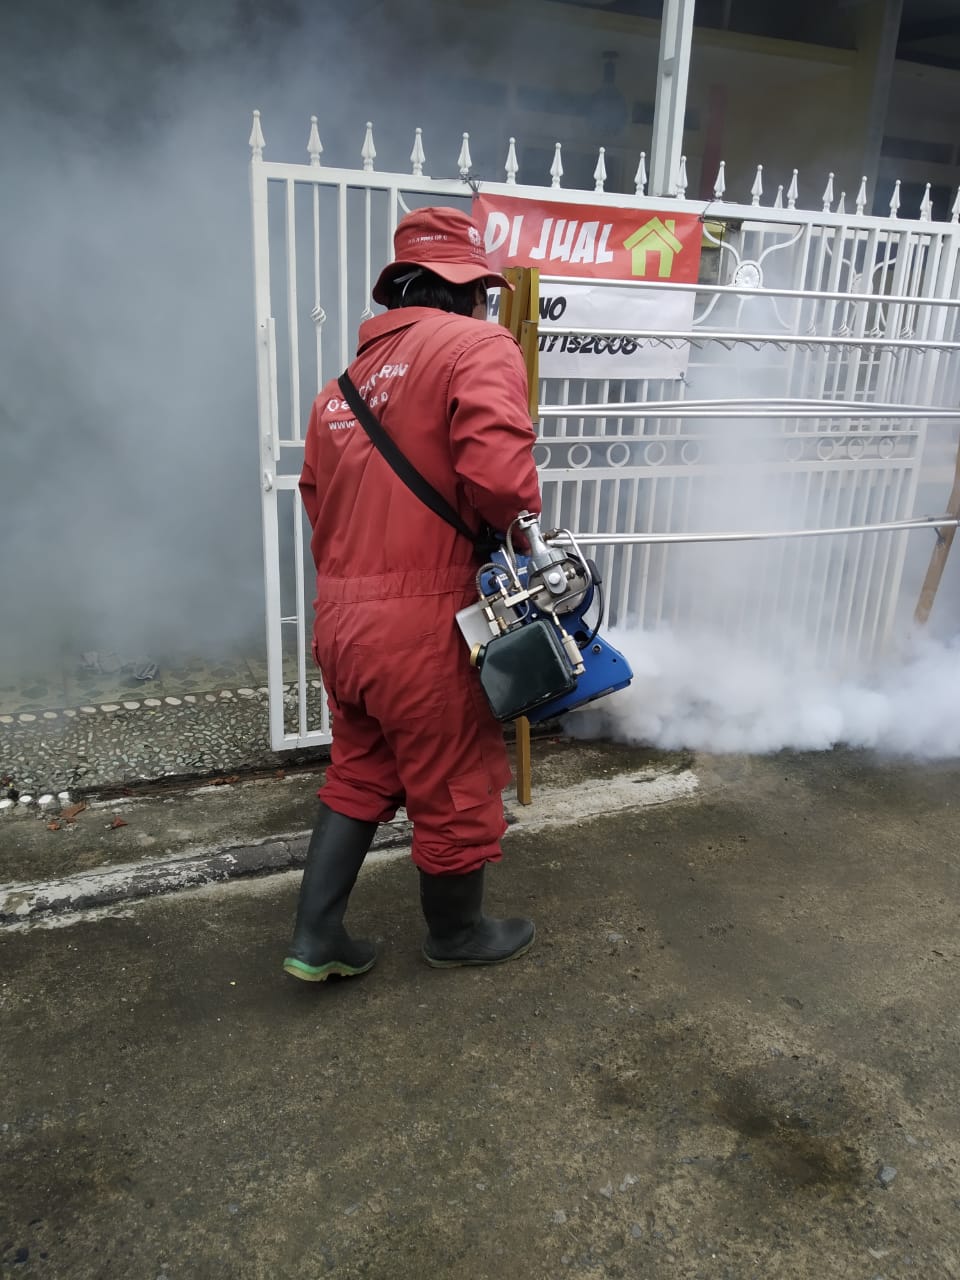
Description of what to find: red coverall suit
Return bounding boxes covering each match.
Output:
[299,307,542,876]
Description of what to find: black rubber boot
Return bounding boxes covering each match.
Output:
[283,804,379,982]
[419,866,535,968]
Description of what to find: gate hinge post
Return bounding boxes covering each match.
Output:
[649,0,696,199]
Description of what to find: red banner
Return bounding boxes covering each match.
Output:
[473,192,702,284]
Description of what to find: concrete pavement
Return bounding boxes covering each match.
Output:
[1,746,959,1278]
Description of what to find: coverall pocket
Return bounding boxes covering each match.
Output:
[346,629,447,723]
[448,768,494,812]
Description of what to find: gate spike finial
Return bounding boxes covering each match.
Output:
[837,191,846,214]
[889,178,901,218]
[634,151,647,196]
[249,109,265,161]
[307,116,323,167]
[787,169,799,210]
[675,154,688,199]
[952,186,960,223]
[774,184,783,209]
[919,182,933,222]
[361,121,377,172]
[856,175,868,216]
[458,132,473,177]
[822,172,835,212]
[713,160,726,200]
[410,127,426,177]
[751,164,763,207]
[550,142,564,189]
[594,146,607,193]
[505,137,519,185]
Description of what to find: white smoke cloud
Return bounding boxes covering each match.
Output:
[0,0,578,672]
[558,278,960,760]
[567,625,960,758]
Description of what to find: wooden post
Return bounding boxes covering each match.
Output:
[515,716,532,806]
[497,267,540,805]
[914,439,960,625]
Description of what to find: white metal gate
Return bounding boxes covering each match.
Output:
[249,112,960,751]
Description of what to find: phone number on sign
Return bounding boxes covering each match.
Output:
[538,333,654,355]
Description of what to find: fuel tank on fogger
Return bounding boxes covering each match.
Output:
[455,513,632,723]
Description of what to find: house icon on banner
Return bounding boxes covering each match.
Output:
[623,217,684,278]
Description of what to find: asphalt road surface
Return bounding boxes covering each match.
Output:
[2,748,959,1279]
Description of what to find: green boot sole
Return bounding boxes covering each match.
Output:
[282,954,376,982]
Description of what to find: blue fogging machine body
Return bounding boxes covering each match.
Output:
[455,512,633,724]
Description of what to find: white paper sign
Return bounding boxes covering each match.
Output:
[492,283,695,382]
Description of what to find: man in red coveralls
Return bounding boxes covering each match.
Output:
[284,206,542,983]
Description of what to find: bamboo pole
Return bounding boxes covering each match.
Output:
[515,717,533,806]
[914,438,960,625]
[498,267,540,804]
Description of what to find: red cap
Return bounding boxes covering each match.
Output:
[372,206,513,306]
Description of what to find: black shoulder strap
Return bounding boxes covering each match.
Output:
[337,370,481,547]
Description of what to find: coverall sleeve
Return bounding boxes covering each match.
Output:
[447,331,542,533]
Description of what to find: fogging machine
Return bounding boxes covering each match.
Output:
[456,511,632,722]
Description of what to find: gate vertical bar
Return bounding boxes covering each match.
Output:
[249,112,286,751]
[285,179,302,439]
[338,184,349,370]
[312,185,324,392]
